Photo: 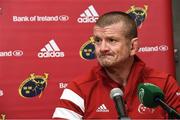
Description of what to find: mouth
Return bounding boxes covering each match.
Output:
[98,54,113,59]
[99,53,112,57]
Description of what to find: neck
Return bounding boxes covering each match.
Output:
[104,56,134,86]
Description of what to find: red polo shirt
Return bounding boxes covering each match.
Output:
[53,56,180,119]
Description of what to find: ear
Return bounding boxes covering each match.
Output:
[130,38,139,56]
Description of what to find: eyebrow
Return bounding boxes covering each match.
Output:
[93,35,120,40]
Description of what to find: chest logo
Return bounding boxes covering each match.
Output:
[96,104,109,112]
[138,103,155,114]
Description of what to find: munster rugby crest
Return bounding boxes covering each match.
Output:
[127,5,148,28]
[80,36,96,60]
[0,114,6,120]
[19,73,48,98]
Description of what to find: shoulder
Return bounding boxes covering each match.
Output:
[142,66,178,90]
[142,66,170,79]
[63,65,103,100]
[134,55,170,80]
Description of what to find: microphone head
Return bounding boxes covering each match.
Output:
[110,88,123,99]
[138,83,164,108]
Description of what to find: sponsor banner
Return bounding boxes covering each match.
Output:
[38,39,65,58]
[0,89,3,96]
[0,0,175,119]
[59,82,68,89]
[138,104,155,114]
[0,50,23,57]
[77,5,99,23]
[19,73,48,98]
[138,45,169,52]
[12,15,69,22]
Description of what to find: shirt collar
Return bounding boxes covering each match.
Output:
[94,55,145,94]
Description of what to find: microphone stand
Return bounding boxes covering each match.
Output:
[113,96,131,120]
[155,98,180,119]
[118,116,131,120]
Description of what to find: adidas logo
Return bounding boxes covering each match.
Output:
[77,5,99,23]
[38,39,65,58]
[96,104,109,112]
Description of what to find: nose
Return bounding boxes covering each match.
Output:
[99,40,109,53]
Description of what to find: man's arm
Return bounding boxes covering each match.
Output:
[52,82,84,119]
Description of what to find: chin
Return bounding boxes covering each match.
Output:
[99,61,115,67]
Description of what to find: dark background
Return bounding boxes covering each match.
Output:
[172,0,180,84]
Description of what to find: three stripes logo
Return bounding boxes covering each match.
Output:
[77,5,99,23]
[38,39,64,58]
[96,104,109,112]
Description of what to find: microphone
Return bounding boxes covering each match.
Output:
[138,83,180,119]
[110,88,129,119]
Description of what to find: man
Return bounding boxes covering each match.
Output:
[53,11,179,119]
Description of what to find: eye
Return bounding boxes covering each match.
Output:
[108,38,117,43]
[93,37,102,44]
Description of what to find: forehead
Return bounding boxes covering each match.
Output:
[93,23,125,36]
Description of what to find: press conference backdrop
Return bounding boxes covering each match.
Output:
[0,0,175,119]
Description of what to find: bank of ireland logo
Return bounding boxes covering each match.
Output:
[77,5,99,23]
[38,39,64,58]
[127,5,148,28]
[80,36,96,60]
[159,45,168,52]
[19,73,48,98]
[0,50,23,57]
[0,89,4,96]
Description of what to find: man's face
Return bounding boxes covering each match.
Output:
[93,23,132,67]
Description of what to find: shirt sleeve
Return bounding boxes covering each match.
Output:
[52,81,85,119]
[163,75,180,117]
